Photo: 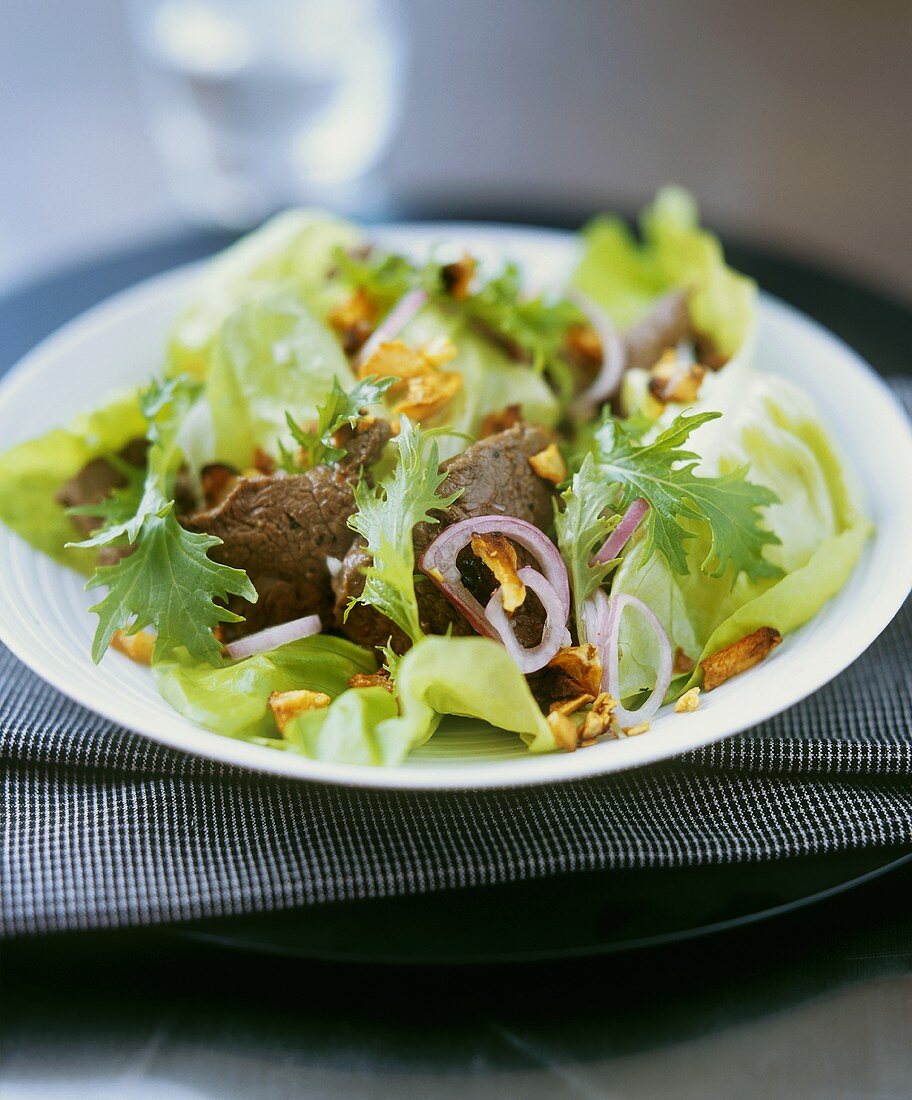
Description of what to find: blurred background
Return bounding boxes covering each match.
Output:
[1,0,909,300]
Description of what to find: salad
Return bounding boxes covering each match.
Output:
[0,188,871,766]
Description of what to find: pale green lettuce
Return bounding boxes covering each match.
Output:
[0,389,146,571]
[168,209,361,379]
[152,635,376,741]
[287,635,556,765]
[573,186,756,359]
[206,287,355,468]
[611,369,871,700]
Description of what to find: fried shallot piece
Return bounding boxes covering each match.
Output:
[648,348,707,404]
[700,627,782,692]
[329,286,378,356]
[440,254,477,300]
[480,404,522,437]
[269,688,332,734]
[528,443,567,485]
[470,531,526,612]
[348,671,394,693]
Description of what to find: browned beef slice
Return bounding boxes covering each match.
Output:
[623,290,691,373]
[183,418,391,640]
[333,424,557,652]
[56,438,150,538]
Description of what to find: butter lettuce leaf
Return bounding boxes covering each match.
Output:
[153,635,377,741]
[206,286,354,468]
[573,186,756,358]
[0,389,147,571]
[168,209,361,379]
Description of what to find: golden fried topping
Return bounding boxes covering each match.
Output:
[674,686,701,713]
[480,405,522,437]
[547,709,580,752]
[268,688,332,734]
[673,647,696,675]
[693,329,730,372]
[348,671,394,693]
[648,348,706,404]
[580,692,618,742]
[547,644,603,699]
[549,693,595,717]
[110,629,155,665]
[440,254,477,300]
[564,323,602,369]
[622,722,651,737]
[329,287,378,356]
[470,531,526,612]
[394,369,463,422]
[528,443,567,485]
[700,627,782,692]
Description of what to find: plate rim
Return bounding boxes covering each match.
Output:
[0,222,910,790]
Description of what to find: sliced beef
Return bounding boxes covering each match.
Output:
[334,423,557,653]
[57,438,149,537]
[183,418,391,640]
[623,290,692,373]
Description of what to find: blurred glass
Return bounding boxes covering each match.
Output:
[126,0,406,226]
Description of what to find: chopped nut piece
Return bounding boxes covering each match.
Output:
[547,709,580,752]
[441,254,477,300]
[581,692,618,740]
[675,687,701,713]
[470,531,526,612]
[394,369,463,422]
[700,627,782,692]
[329,287,378,356]
[547,644,602,698]
[673,648,695,675]
[564,323,602,369]
[622,722,650,737]
[348,671,394,693]
[528,443,567,485]
[480,404,522,437]
[648,348,706,404]
[110,629,154,665]
[269,688,332,734]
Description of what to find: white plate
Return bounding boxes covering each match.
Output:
[0,224,910,790]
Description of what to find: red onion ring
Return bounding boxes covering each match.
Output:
[419,515,571,634]
[225,614,321,660]
[592,499,649,565]
[568,289,626,416]
[357,287,428,367]
[603,594,672,727]
[485,567,571,674]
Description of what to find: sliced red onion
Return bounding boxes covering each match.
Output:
[357,287,428,367]
[419,515,571,634]
[225,614,322,661]
[592,499,649,565]
[485,567,571,674]
[568,289,626,416]
[603,594,673,727]
[580,588,610,649]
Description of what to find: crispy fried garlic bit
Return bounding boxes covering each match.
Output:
[648,347,706,405]
[329,287,378,355]
[674,686,701,713]
[528,443,567,485]
[440,254,477,300]
[110,629,155,665]
[347,671,394,693]
[547,691,618,752]
[700,627,782,692]
[359,337,463,423]
[547,644,603,699]
[470,531,526,612]
[269,688,332,734]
